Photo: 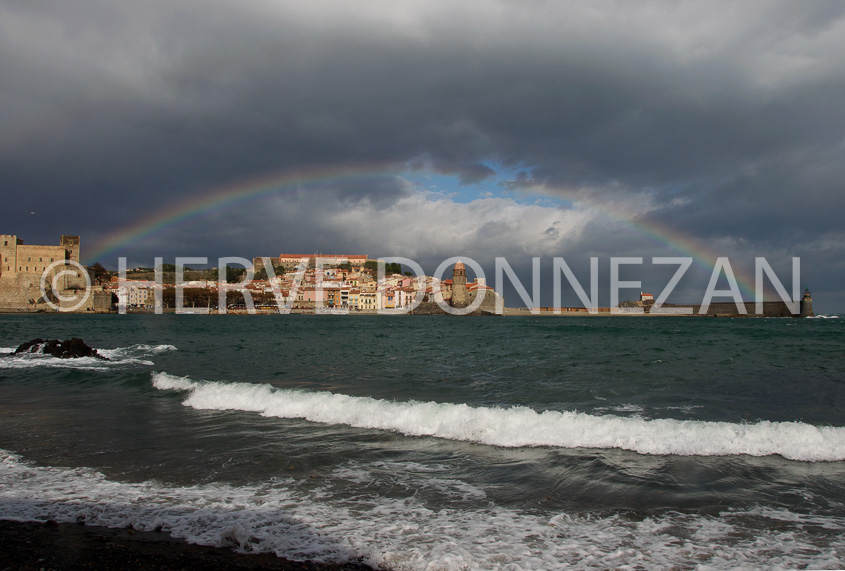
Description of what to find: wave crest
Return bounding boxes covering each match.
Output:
[151,373,845,462]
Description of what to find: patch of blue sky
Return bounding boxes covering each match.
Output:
[399,161,574,208]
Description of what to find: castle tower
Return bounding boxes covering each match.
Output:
[800,287,814,318]
[59,235,85,291]
[0,234,20,279]
[451,260,468,308]
[61,235,80,263]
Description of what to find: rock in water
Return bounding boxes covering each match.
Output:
[12,338,109,360]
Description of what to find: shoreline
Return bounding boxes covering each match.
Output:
[0,308,820,317]
[0,519,378,571]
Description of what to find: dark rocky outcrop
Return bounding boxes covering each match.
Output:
[11,338,109,360]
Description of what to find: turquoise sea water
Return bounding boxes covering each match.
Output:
[1,314,844,569]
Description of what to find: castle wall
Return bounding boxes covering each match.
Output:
[13,245,68,276]
[0,234,93,312]
[0,273,57,310]
[409,300,500,316]
[92,290,114,312]
[655,301,804,317]
[467,288,502,315]
[409,285,502,316]
[57,287,109,312]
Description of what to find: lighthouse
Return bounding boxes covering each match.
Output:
[800,288,814,318]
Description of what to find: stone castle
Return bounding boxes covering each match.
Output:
[0,234,111,312]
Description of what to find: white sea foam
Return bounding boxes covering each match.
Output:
[0,354,142,370]
[331,461,488,501]
[594,403,646,415]
[151,372,197,391]
[0,344,175,369]
[1,449,843,570]
[99,344,177,360]
[151,373,845,462]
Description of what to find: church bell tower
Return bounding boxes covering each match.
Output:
[451,260,468,308]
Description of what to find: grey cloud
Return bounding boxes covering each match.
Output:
[1,0,845,308]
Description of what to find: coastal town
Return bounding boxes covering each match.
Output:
[0,233,815,317]
[111,253,502,314]
[0,233,503,314]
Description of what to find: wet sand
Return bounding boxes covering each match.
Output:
[0,520,378,571]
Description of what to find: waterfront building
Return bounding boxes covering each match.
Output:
[359,291,378,311]
[348,289,360,310]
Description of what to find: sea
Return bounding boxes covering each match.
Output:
[1,313,843,570]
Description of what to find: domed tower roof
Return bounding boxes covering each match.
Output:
[454,260,465,271]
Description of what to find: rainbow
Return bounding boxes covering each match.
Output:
[85,164,762,299]
[574,193,760,299]
[627,216,759,300]
[84,163,401,264]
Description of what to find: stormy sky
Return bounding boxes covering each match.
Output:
[2,1,844,310]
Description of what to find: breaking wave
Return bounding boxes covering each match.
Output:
[98,344,177,360]
[1,449,843,570]
[152,373,845,462]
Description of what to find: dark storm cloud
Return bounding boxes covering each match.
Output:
[1,0,844,307]
[641,145,845,246]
